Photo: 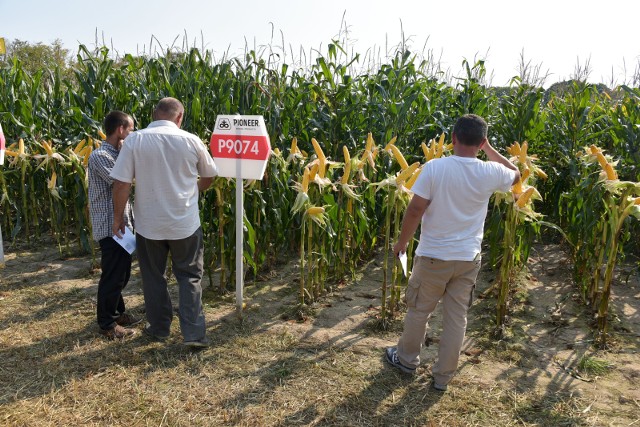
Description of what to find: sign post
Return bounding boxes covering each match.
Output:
[0,123,5,269]
[210,115,271,316]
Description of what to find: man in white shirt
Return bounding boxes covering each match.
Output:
[385,114,520,391]
[111,97,218,348]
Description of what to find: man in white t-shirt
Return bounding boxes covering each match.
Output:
[385,114,520,391]
[111,97,218,349]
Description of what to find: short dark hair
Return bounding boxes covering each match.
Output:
[103,111,131,137]
[453,114,488,146]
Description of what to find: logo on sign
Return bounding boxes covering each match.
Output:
[218,118,231,130]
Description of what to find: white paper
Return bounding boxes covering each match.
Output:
[399,251,408,277]
[113,227,136,254]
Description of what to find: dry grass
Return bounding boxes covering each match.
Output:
[0,242,639,426]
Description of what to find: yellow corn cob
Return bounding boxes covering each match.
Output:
[74,139,87,154]
[18,138,25,156]
[534,167,548,180]
[290,137,299,154]
[365,132,374,152]
[343,146,350,163]
[595,152,608,169]
[589,144,600,154]
[366,149,376,168]
[516,187,535,208]
[604,163,617,180]
[384,136,397,151]
[41,141,53,156]
[421,142,429,159]
[318,156,326,178]
[519,141,528,164]
[634,197,640,205]
[5,150,18,157]
[405,165,423,189]
[48,171,57,190]
[512,179,523,195]
[521,167,530,183]
[98,130,107,140]
[301,167,310,192]
[309,163,319,181]
[396,162,420,185]
[445,142,453,151]
[341,161,351,185]
[436,133,444,157]
[306,206,325,215]
[389,144,409,170]
[311,138,326,162]
[510,142,521,157]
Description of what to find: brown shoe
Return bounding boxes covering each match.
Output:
[100,324,136,340]
[116,313,142,327]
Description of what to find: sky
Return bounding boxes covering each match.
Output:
[1,0,639,87]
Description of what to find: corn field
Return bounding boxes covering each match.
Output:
[1,43,639,345]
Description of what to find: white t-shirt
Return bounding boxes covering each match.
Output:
[110,120,218,240]
[412,155,516,261]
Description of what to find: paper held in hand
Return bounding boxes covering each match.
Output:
[399,251,408,277]
[113,227,136,254]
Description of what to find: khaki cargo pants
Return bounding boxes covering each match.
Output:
[397,255,481,385]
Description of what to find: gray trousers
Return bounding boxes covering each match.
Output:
[136,227,206,342]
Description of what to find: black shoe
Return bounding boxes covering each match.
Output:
[385,347,416,374]
[142,324,169,342]
[183,337,209,349]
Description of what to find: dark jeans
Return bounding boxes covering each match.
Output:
[97,237,132,330]
[136,227,206,342]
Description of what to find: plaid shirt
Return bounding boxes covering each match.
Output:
[88,142,133,241]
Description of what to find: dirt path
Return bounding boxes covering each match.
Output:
[0,241,638,426]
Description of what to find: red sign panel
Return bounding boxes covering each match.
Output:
[209,134,270,160]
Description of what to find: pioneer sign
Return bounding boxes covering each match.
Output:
[209,115,271,180]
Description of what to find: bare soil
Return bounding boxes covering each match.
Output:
[0,241,638,426]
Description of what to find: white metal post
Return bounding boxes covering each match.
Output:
[235,176,244,317]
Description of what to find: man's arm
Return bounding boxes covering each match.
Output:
[112,180,132,238]
[393,195,431,257]
[481,141,521,185]
[198,176,214,192]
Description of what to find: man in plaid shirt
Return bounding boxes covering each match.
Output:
[88,111,139,339]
